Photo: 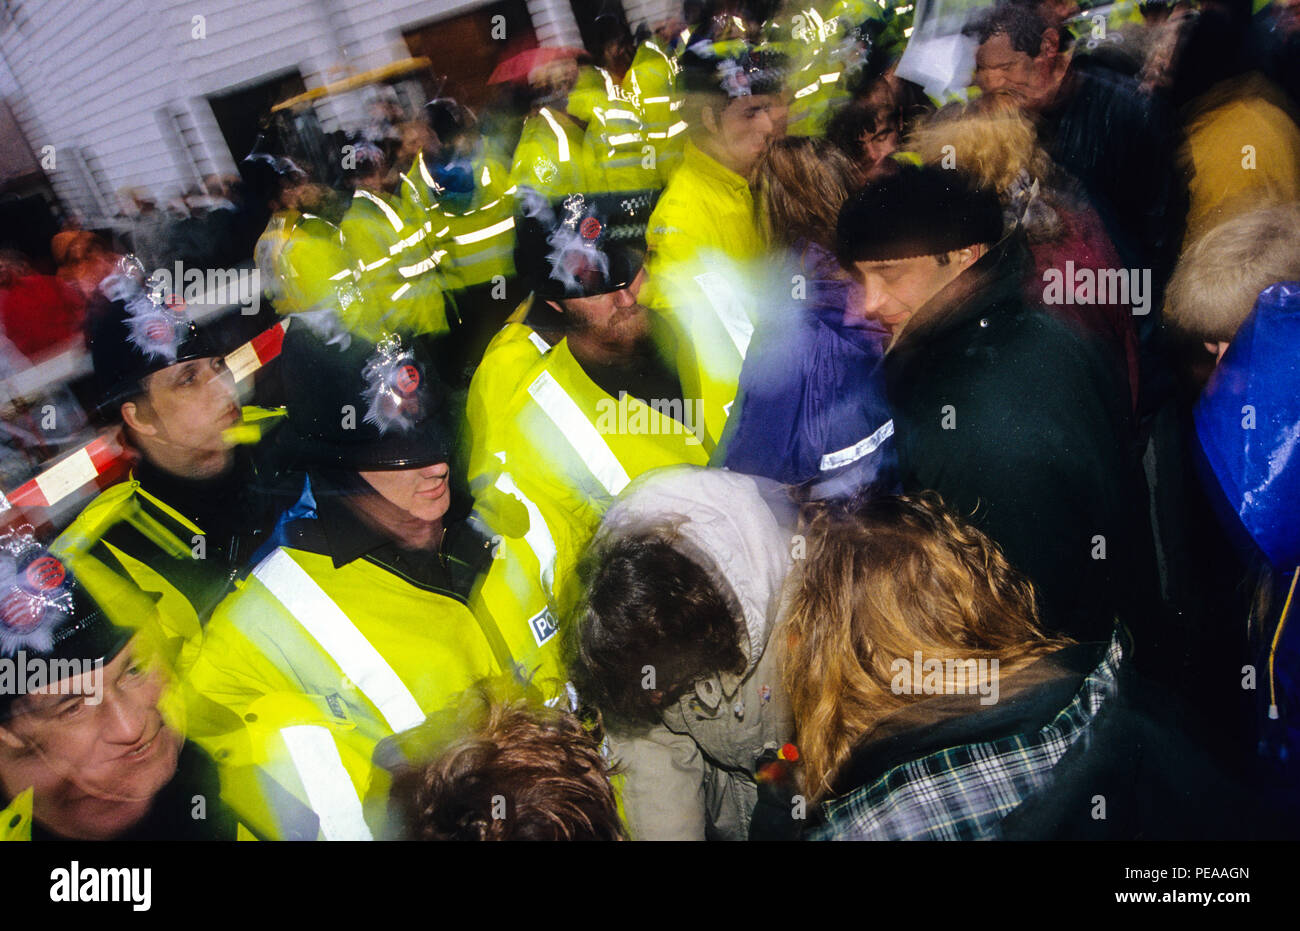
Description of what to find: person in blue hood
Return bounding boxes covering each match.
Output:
[1193,280,1300,834]
[717,137,898,500]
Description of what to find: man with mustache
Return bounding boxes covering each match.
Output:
[465,190,708,616]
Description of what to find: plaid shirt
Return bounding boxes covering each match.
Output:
[811,632,1124,841]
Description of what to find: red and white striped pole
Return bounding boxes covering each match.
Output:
[0,319,289,513]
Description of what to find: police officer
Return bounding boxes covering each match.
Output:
[642,43,785,448]
[339,139,450,343]
[0,529,239,840]
[54,260,285,676]
[418,100,524,383]
[466,190,709,612]
[508,55,592,201]
[186,322,562,840]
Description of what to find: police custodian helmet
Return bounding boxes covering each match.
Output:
[276,320,453,471]
[513,189,660,301]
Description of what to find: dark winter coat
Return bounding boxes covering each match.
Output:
[882,236,1143,641]
[805,629,1250,840]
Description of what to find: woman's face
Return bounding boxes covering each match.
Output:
[358,462,453,523]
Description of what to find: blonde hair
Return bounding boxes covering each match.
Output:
[908,108,1053,198]
[753,136,857,251]
[1164,202,1300,343]
[780,493,1073,801]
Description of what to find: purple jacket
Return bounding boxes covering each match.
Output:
[719,242,897,499]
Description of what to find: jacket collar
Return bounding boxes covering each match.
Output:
[682,139,752,200]
[885,234,1028,356]
[826,630,1122,799]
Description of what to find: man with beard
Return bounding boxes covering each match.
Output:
[465,189,708,613]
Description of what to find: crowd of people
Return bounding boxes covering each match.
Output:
[0,0,1298,841]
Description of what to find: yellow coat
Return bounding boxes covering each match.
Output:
[643,141,766,449]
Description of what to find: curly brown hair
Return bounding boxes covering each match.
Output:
[392,690,625,841]
[781,492,1073,801]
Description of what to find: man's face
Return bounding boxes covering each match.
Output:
[552,267,653,363]
[974,33,1055,112]
[1280,0,1300,33]
[709,94,778,176]
[359,462,453,525]
[849,253,970,335]
[0,639,181,840]
[132,356,240,472]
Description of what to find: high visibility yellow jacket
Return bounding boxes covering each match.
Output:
[508,106,592,199]
[623,38,687,183]
[51,419,284,677]
[0,790,35,841]
[254,209,298,305]
[339,187,450,339]
[466,314,710,608]
[781,0,880,137]
[274,213,362,319]
[185,479,564,840]
[643,140,766,449]
[428,153,518,292]
[572,66,661,192]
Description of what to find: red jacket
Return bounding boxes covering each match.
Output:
[0,274,86,359]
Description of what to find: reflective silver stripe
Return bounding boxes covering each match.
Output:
[493,470,559,592]
[526,330,551,354]
[452,216,514,246]
[398,256,440,278]
[253,549,425,733]
[539,108,571,163]
[391,283,412,301]
[820,419,895,471]
[280,725,374,841]
[418,153,441,193]
[355,190,403,233]
[643,95,671,104]
[358,255,391,272]
[665,120,688,137]
[527,370,630,496]
[389,221,432,255]
[693,271,753,359]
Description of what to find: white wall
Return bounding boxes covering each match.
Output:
[0,0,562,222]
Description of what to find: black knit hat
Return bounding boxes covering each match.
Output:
[836,165,1004,267]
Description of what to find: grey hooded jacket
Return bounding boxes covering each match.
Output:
[598,465,797,840]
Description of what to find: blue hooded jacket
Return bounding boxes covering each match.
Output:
[1194,281,1300,787]
[718,242,898,499]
